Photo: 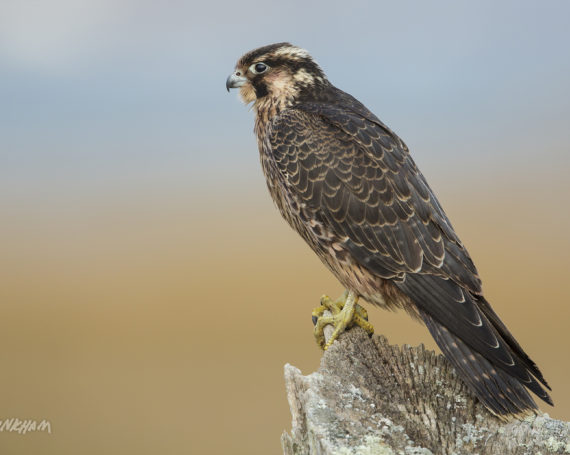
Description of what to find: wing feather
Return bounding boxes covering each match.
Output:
[267,97,551,411]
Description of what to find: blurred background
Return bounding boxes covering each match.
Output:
[1,0,569,453]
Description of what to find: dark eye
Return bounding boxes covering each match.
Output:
[249,62,269,74]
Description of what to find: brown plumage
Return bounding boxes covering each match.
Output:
[226,42,552,416]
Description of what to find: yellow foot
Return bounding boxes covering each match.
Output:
[311,290,374,350]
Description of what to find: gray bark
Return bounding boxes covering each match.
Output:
[281,328,569,455]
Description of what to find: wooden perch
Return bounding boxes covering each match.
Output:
[281,328,569,455]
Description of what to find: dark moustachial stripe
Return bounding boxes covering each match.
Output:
[254,82,268,98]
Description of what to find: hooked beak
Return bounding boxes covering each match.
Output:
[226,71,248,92]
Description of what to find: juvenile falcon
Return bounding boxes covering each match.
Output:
[226,42,552,416]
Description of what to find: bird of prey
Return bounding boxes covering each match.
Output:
[226,42,552,416]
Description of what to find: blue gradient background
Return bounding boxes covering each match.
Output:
[1,1,569,454]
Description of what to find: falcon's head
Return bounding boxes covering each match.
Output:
[226,43,328,107]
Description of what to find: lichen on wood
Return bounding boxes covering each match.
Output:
[281,328,569,455]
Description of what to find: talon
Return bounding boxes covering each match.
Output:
[355,303,369,321]
[311,290,374,350]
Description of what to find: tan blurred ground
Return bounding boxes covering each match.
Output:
[1,169,569,454]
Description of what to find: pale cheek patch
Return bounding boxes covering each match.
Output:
[293,68,315,85]
[239,84,256,104]
[265,71,298,99]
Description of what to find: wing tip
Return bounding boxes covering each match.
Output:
[421,311,553,417]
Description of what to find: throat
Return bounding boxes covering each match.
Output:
[253,94,292,135]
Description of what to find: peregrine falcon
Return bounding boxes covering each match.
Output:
[226,42,552,416]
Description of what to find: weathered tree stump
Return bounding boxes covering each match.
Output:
[281,328,569,455]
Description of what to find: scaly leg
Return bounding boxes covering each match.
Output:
[312,290,374,350]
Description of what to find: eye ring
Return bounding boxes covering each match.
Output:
[249,62,269,74]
